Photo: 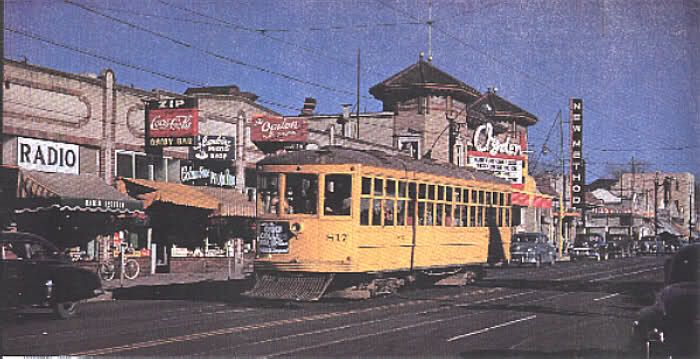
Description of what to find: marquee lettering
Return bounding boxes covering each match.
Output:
[472,123,522,156]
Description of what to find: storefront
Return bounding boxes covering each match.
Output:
[9,169,145,271]
[117,177,255,274]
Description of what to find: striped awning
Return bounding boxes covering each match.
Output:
[14,170,143,214]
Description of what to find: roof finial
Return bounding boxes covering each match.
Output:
[419,52,424,61]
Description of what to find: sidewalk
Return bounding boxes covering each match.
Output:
[92,271,250,301]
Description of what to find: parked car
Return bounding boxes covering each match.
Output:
[509,232,557,267]
[0,231,103,319]
[606,234,633,258]
[570,233,608,261]
[634,236,658,256]
[631,243,698,358]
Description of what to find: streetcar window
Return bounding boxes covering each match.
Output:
[461,205,468,227]
[409,182,417,199]
[505,208,510,227]
[418,202,426,226]
[397,200,406,226]
[506,193,511,206]
[436,203,444,226]
[437,185,444,201]
[463,188,469,203]
[454,187,461,202]
[478,191,485,204]
[360,198,370,225]
[324,174,352,216]
[486,191,492,205]
[446,187,453,202]
[372,199,382,226]
[428,185,436,200]
[418,183,427,199]
[284,173,318,215]
[445,204,453,226]
[471,189,477,203]
[374,178,384,196]
[258,173,280,215]
[384,199,395,226]
[398,181,407,198]
[362,177,371,195]
[477,206,484,226]
[498,208,504,227]
[426,203,434,225]
[469,206,476,226]
[499,192,505,206]
[386,179,396,197]
[407,201,416,225]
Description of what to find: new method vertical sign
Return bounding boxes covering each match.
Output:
[570,98,585,208]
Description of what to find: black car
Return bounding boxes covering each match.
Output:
[631,243,698,357]
[606,234,633,258]
[570,233,609,261]
[0,231,103,319]
[634,236,658,256]
[509,232,557,267]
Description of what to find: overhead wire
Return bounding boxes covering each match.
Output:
[374,0,694,155]
[63,0,364,101]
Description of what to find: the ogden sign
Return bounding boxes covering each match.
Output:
[570,98,585,208]
[17,137,80,174]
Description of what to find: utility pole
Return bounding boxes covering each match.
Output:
[356,49,361,139]
[654,172,659,237]
[690,189,694,239]
[558,109,565,257]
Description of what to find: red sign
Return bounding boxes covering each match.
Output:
[146,98,198,147]
[249,114,308,142]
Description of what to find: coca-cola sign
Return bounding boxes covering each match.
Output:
[146,98,198,147]
[249,114,308,142]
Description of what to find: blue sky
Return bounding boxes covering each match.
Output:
[4,0,699,180]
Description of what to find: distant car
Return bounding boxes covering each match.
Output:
[1,231,103,319]
[634,236,658,256]
[662,237,684,254]
[631,243,698,357]
[606,234,633,258]
[570,233,608,261]
[509,232,557,267]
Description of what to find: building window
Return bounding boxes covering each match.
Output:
[398,139,421,160]
[455,143,465,166]
[115,150,173,181]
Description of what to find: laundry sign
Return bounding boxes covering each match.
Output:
[17,137,80,174]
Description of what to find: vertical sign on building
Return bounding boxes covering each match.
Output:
[570,98,585,208]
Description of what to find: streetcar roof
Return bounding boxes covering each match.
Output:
[257,146,510,185]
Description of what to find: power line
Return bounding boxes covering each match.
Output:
[375,0,691,154]
[5,27,301,114]
[64,0,364,100]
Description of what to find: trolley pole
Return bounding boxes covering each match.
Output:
[654,172,659,237]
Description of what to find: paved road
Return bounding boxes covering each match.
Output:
[2,256,666,357]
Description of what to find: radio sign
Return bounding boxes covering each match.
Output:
[146,98,198,147]
[257,221,290,254]
[570,98,585,208]
[17,137,79,174]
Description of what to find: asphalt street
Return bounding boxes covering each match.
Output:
[1,255,666,357]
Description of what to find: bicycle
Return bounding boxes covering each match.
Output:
[99,256,140,281]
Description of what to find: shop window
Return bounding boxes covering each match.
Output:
[258,173,279,215]
[324,174,352,216]
[115,150,171,181]
[285,173,318,215]
[360,198,370,225]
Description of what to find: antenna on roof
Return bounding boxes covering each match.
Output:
[427,0,433,62]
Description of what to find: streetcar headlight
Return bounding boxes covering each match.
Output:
[290,222,303,235]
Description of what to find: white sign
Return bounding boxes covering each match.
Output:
[473,123,522,156]
[17,137,79,174]
[467,153,523,184]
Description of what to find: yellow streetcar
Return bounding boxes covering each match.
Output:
[246,147,513,300]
